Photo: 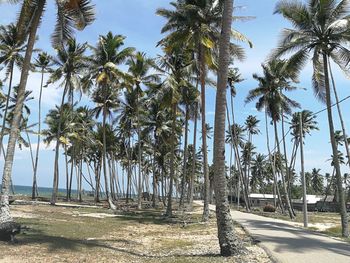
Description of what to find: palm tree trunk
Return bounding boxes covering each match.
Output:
[299,113,308,227]
[273,119,294,219]
[166,104,177,217]
[265,110,279,210]
[328,61,350,172]
[213,0,240,256]
[180,104,189,209]
[152,148,158,208]
[136,87,142,209]
[51,82,69,205]
[0,0,45,226]
[281,113,296,216]
[188,101,198,209]
[32,68,45,200]
[199,45,210,222]
[323,53,348,237]
[102,93,116,210]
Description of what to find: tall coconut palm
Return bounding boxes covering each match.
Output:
[0,0,94,228]
[31,52,53,200]
[273,0,350,237]
[157,0,251,222]
[212,0,240,256]
[126,51,159,209]
[179,83,199,209]
[84,32,134,209]
[157,48,193,217]
[246,59,300,219]
[48,39,88,205]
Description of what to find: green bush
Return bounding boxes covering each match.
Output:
[263,204,276,213]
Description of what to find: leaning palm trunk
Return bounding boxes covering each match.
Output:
[213,0,240,256]
[323,54,349,237]
[200,46,210,222]
[273,119,294,219]
[165,104,177,217]
[0,0,45,225]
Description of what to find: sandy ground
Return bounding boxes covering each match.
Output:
[0,203,272,263]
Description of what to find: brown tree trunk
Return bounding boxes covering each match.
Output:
[180,104,189,209]
[273,119,294,219]
[323,53,348,237]
[1,0,45,225]
[165,104,177,217]
[200,45,210,222]
[213,0,240,256]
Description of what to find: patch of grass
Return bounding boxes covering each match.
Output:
[159,238,194,250]
[322,225,343,237]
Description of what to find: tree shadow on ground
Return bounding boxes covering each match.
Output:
[7,227,222,259]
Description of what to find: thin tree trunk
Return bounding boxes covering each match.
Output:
[102,91,116,210]
[1,0,45,225]
[328,61,350,171]
[137,86,142,209]
[180,104,189,209]
[265,110,278,209]
[323,53,348,237]
[165,104,177,217]
[213,0,240,255]
[51,82,69,205]
[32,68,45,200]
[299,113,308,227]
[273,119,294,219]
[188,98,198,210]
[200,45,210,222]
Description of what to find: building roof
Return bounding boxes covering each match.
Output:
[249,193,277,199]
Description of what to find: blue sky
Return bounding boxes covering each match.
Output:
[1,0,350,189]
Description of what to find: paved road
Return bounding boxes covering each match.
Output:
[204,203,350,263]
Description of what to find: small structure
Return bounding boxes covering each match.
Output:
[292,195,333,211]
[249,193,277,207]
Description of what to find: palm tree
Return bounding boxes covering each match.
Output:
[273,0,350,237]
[244,115,260,198]
[157,0,251,222]
[31,52,53,200]
[179,83,199,209]
[48,38,88,205]
[250,153,267,193]
[246,59,300,218]
[158,49,192,217]
[0,23,26,157]
[212,0,239,256]
[311,168,324,195]
[84,32,134,209]
[126,51,159,209]
[0,0,94,227]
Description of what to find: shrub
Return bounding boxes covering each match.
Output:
[263,204,276,213]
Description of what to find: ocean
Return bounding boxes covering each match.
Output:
[1,185,78,197]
